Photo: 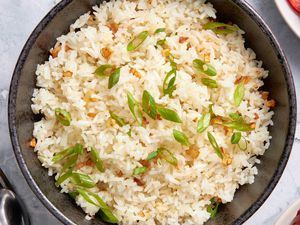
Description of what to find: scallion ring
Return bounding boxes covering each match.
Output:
[142,90,157,119]
[154,28,166,34]
[127,92,143,126]
[203,22,239,35]
[90,147,105,172]
[157,107,182,123]
[158,148,178,166]
[127,31,149,52]
[231,132,241,144]
[234,83,245,107]
[146,150,159,161]
[55,108,72,126]
[193,59,216,76]
[207,132,223,159]
[71,172,96,188]
[109,111,127,127]
[133,166,147,175]
[163,69,177,97]
[173,129,190,146]
[201,78,218,88]
[95,64,114,77]
[197,113,211,133]
[108,67,121,89]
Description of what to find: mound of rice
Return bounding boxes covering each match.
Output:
[31,0,274,224]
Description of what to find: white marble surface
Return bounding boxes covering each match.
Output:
[0,0,299,225]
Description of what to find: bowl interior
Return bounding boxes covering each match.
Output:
[9,0,296,225]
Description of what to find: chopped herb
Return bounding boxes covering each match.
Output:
[127,31,149,52]
[203,22,239,35]
[156,39,166,46]
[168,54,177,70]
[61,153,78,174]
[108,68,121,89]
[146,150,159,161]
[68,191,79,199]
[193,59,216,76]
[234,83,245,107]
[133,166,147,175]
[127,92,143,126]
[231,132,241,144]
[157,107,182,123]
[163,69,177,97]
[109,111,127,127]
[95,64,114,77]
[223,120,253,132]
[207,197,221,218]
[71,172,96,188]
[76,188,118,223]
[90,147,105,172]
[238,136,248,151]
[142,90,157,119]
[173,129,190,146]
[229,112,243,122]
[55,170,73,187]
[197,113,211,133]
[55,108,72,126]
[52,143,83,162]
[158,148,178,166]
[154,28,166,34]
[201,78,218,88]
[207,132,223,159]
[209,104,216,118]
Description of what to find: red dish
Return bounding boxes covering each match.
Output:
[293,209,300,225]
[288,0,300,15]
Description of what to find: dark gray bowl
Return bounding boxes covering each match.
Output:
[8,0,297,225]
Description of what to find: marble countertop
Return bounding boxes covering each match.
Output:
[0,0,299,224]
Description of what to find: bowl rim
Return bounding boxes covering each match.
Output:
[7,0,297,225]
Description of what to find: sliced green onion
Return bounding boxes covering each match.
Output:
[77,188,118,223]
[157,107,182,123]
[98,208,119,224]
[209,104,216,118]
[201,78,218,88]
[203,22,239,35]
[77,188,98,206]
[95,64,114,77]
[127,92,143,126]
[163,69,177,97]
[193,59,216,76]
[207,132,223,159]
[234,83,245,107]
[61,153,78,174]
[52,144,83,162]
[173,129,190,146]
[158,148,178,166]
[223,121,253,132]
[55,108,72,126]
[90,147,105,172]
[142,90,157,119]
[109,111,127,127]
[108,68,121,89]
[127,31,149,52]
[231,132,241,144]
[133,166,147,175]
[238,136,248,151]
[71,172,95,188]
[146,150,159,161]
[229,112,243,122]
[156,39,166,46]
[168,54,177,70]
[68,191,79,199]
[197,113,211,133]
[55,170,73,187]
[154,28,166,34]
[207,197,221,218]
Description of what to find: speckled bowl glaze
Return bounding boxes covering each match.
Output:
[8,0,297,225]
